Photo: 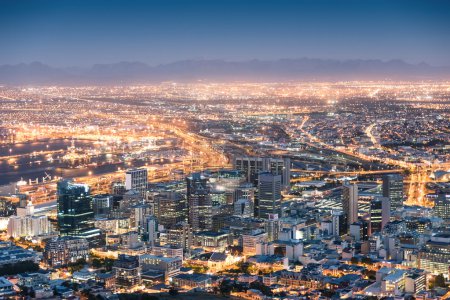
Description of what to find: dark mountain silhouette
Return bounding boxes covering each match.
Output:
[0,58,449,85]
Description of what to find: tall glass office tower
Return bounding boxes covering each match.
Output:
[257,172,282,219]
[57,179,102,244]
[382,174,404,213]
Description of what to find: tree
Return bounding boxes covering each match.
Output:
[68,259,86,273]
[168,287,178,296]
[434,274,447,288]
[92,258,102,269]
[90,257,115,271]
[232,282,245,293]
[320,289,336,298]
[237,261,250,274]
[219,280,232,295]
[350,257,359,265]
[0,261,39,276]
[361,257,373,265]
[363,269,376,280]
[249,281,272,296]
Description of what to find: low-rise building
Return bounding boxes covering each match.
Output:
[0,277,15,297]
[172,273,211,290]
[418,233,450,279]
[113,254,141,289]
[243,232,268,256]
[193,231,230,251]
[247,255,288,273]
[43,236,89,267]
[405,270,426,294]
[150,244,183,260]
[17,271,51,288]
[0,241,39,266]
[139,254,182,280]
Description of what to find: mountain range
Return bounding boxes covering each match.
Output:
[1,58,449,85]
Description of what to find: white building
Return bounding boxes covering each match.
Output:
[7,201,51,239]
[125,168,148,196]
[242,232,268,256]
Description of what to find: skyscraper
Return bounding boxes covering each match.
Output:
[381,196,391,229]
[369,198,382,234]
[382,174,404,212]
[342,183,358,228]
[57,179,102,244]
[369,196,390,235]
[234,156,290,188]
[270,157,291,189]
[92,194,113,216]
[154,191,187,228]
[264,213,281,242]
[332,211,346,237]
[125,168,148,197]
[186,173,212,231]
[234,157,265,184]
[256,172,281,219]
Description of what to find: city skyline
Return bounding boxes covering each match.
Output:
[0,1,449,299]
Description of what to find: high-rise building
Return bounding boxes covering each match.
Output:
[369,196,390,234]
[268,157,291,189]
[234,183,256,202]
[434,194,450,220]
[234,198,253,218]
[264,213,281,242]
[349,220,369,241]
[381,196,391,229]
[111,181,126,195]
[57,180,102,244]
[382,174,404,212]
[92,194,113,216]
[130,203,152,234]
[331,211,346,237]
[154,191,187,228]
[125,168,148,197]
[234,157,265,184]
[209,170,246,204]
[43,236,89,267]
[159,222,192,253]
[242,232,268,255]
[342,183,358,228]
[145,215,158,247]
[256,173,282,219]
[7,200,51,238]
[186,173,212,231]
[369,198,382,234]
[234,157,290,188]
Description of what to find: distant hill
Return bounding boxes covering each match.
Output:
[1,58,449,85]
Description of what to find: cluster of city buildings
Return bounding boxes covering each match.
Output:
[0,152,447,299]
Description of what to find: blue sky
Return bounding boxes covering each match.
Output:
[1,0,449,66]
